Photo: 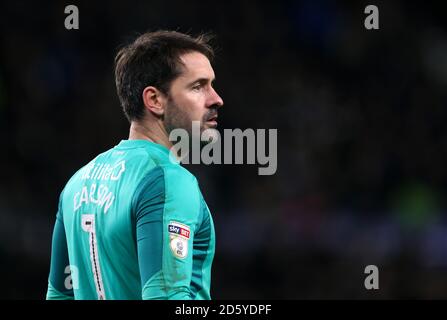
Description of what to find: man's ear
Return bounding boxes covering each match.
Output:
[142,86,166,116]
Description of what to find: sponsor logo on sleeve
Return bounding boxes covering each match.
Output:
[168,221,190,259]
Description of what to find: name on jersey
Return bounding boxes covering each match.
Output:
[73,183,115,214]
[80,161,125,181]
[72,161,126,214]
[168,222,190,239]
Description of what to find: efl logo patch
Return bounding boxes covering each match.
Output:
[168,222,190,259]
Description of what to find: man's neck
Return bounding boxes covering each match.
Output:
[128,121,173,150]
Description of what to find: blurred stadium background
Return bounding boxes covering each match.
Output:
[1,0,447,299]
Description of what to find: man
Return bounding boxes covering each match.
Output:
[46,30,224,300]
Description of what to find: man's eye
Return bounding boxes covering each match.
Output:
[192,85,202,91]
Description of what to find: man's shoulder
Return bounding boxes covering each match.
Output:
[65,143,159,183]
[160,163,198,189]
[131,164,202,221]
[64,147,121,183]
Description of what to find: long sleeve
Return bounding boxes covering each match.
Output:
[46,192,74,300]
[132,166,202,300]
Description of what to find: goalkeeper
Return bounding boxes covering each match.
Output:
[46,30,224,300]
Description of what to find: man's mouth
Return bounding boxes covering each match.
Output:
[205,115,218,126]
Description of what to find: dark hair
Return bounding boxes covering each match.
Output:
[114,30,215,122]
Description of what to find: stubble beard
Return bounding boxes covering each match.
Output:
[164,96,219,146]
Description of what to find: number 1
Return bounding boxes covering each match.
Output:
[81,214,106,300]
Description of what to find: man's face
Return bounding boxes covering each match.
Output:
[164,51,224,139]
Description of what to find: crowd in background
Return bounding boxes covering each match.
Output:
[1,1,447,298]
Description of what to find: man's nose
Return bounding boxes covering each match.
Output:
[208,87,224,109]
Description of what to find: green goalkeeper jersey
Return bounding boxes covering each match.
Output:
[46,139,215,300]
